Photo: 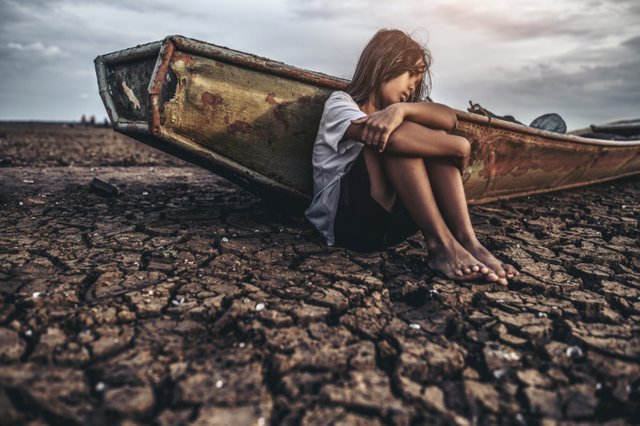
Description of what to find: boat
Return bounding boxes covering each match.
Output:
[95,35,640,208]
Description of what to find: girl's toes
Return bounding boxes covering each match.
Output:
[463,266,472,275]
[455,269,464,277]
[486,272,499,282]
[480,266,490,274]
[498,277,508,286]
[471,265,480,272]
[503,264,518,276]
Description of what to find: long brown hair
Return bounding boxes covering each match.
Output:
[347,29,432,107]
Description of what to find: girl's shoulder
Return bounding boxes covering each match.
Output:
[326,91,358,107]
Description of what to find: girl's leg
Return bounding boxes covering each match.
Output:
[362,147,397,212]
[379,152,496,281]
[378,125,515,282]
[424,157,519,283]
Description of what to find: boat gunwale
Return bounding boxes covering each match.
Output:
[167,35,349,91]
[95,40,163,65]
[456,111,640,148]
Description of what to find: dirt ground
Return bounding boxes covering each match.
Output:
[0,123,639,425]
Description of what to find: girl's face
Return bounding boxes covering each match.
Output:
[378,66,424,108]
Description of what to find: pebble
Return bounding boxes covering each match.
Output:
[22,179,34,184]
[504,351,520,361]
[409,323,421,330]
[493,368,507,380]
[222,237,229,242]
[566,346,584,359]
[95,382,106,392]
[142,191,149,196]
[215,380,224,388]
[255,303,266,311]
[32,292,42,298]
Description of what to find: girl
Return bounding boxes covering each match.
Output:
[305,29,518,284]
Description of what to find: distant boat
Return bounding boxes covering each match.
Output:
[95,35,640,207]
[568,118,640,139]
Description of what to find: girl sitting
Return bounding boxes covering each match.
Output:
[305,29,517,284]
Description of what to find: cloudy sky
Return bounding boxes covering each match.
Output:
[1,0,638,130]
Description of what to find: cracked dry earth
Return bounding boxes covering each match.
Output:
[0,123,639,425]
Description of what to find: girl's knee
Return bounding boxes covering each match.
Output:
[453,136,471,158]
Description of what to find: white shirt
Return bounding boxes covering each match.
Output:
[304,91,366,246]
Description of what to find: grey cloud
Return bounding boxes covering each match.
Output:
[287,0,372,21]
[0,0,638,124]
[431,3,593,40]
[430,2,640,42]
[6,41,67,57]
[622,35,640,50]
[444,57,640,129]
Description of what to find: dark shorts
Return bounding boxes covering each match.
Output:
[334,151,419,252]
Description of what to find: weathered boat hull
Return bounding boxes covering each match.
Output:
[95,35,640,206]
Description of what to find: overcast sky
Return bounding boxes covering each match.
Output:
[1,0,638,130]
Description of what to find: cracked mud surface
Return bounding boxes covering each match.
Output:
[1,123,639,425]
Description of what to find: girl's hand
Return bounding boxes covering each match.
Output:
[351,104,405,153]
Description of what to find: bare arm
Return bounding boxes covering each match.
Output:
[344,120,470,159]
[347,102,458,153]
[400,101,458,131]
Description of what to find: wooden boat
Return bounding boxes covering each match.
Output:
[95,35,640,207]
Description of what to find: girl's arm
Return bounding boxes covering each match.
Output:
[347,102,459,153]
[343,119,470,160]
[400,102,458,131]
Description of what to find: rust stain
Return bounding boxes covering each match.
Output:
[512,147,588,179]
[265,92,278,106]
[173,51,196,66]
[149,39,175,134]
[227,120,253,136]
[474,130,595,180]
[201,91,224,108]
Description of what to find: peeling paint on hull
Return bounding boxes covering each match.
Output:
[95,35,640,206]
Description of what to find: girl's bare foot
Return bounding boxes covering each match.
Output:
[463,240,519,286]
[426,238,497,282]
